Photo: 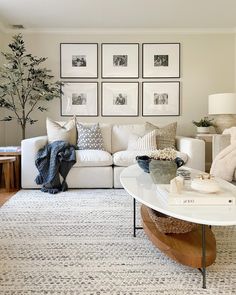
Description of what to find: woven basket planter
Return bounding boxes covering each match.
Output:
[147,207,198,234]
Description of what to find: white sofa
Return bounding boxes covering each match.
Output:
[21,123,205,189]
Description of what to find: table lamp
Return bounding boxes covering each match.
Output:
[208,93,236,133]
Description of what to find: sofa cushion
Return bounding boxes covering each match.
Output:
[77,123,105,150]
[127,130,157,151]
[74,150,112,167]
[145,122,177,149]
[46,117,77,145]
[113,150,188,167]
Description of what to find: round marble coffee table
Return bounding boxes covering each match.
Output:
[120,164,236,289]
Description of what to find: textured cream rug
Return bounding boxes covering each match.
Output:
[0,189,236,294]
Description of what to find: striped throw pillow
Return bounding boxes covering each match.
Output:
[127,130,157,151]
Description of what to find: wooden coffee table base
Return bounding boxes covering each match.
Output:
[141,205,216,269]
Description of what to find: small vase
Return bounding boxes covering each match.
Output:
[197,127,210,134]
[149,159,177,184]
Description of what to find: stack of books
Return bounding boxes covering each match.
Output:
[156,183,235,206]
[0,146,21,152]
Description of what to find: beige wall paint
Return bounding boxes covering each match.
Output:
[235,34,236,91]
[0,30,6,146]
[1,32,235,145]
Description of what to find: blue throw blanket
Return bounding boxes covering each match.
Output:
[35,141,76,194]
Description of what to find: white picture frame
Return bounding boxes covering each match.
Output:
[142,43,180,78]
[142,82,180,116]
[61,82,98,117]
[102,43,139,78]
[60,43,98,78]
[102,82,139,117]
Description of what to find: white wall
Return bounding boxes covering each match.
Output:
[1,31,235,145]
[0,30,6,146]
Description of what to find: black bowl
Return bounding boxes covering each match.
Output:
[136,155,151,173]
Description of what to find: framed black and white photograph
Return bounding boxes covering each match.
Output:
[142,82,180,116]
[102,43,139,78]
[60,43,98,78]
[102,82,139,116]
[61,82,98,116]
[142,43,180,78]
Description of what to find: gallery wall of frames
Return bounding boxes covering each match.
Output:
[60,43,180,117]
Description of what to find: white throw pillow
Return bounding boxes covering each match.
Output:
[46,117,77,145]
[127,130,157,151]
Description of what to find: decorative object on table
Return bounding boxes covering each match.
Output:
[142,82,180,116]
[46,117,77,145]
[145,122,177,149]
[0,146,21,152]
[156,182,235,205]
[147,207,198,234]
[136,155,152,173]
[0,34,62,140]
[175,157,185,168]
[208,93,236,133]
[142,43,180,78]
[170,176,184,194]
[136,155,184,174]
[191,174,220,193]
[102,82,139,117]
[101,43,139,78]
[176,169,191,180]
[192,116,214,134]
[148,148,177,184]
[60,43,98,78]
[61,82,98,116]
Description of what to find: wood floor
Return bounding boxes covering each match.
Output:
[0,189,18,207]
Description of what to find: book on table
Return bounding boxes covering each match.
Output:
[156,183,235,206]
[0,146,21,152]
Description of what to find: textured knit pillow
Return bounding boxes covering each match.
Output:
[46,117,77,145]
[127,130,157,151]
[145,122,177,149]
[77,123,105,150]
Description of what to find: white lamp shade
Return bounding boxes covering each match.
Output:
[208,93,236,115]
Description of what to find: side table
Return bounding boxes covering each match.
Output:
[0,151,21,189]
[0,157,16,192]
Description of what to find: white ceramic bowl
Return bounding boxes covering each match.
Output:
[191,178,220,193]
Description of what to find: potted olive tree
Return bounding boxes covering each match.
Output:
[192,117,214,134]
[0,34,62,140]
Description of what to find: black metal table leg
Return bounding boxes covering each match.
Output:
[133,198,143,237]
[202,224,206,289]
[133,198,136,237]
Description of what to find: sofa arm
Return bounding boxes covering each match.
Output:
[212,134,231,160]
[21,136,48,188]
[176,136,205,171]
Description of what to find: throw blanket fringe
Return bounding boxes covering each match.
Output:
[35,175,43,185]
[35,140,76,194]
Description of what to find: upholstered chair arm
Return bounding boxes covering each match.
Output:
[176,136,205,171]
[21,136,48,188]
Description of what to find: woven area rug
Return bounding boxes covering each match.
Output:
[0,189,236,294]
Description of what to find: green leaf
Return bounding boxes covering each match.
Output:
[0,116,13,121]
